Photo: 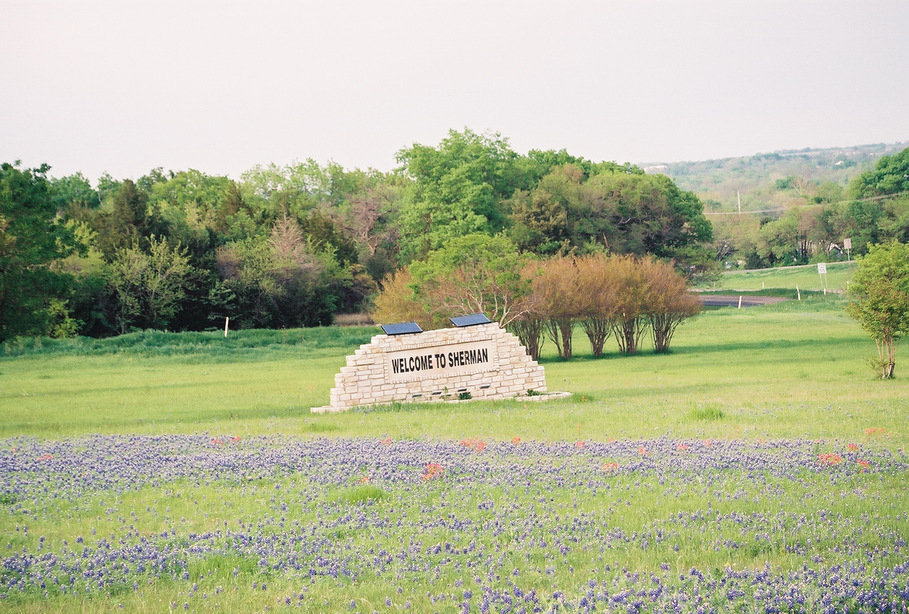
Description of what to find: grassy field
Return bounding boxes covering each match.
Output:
[702,261,857,293]
[2,293,908,612]
[1,294,904,445]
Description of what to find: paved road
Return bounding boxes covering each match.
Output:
[697,294,789,307]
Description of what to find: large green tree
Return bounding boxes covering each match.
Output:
[588,171,713,260]
[508,164,593,255]
[846,241,909,380]
[0,162,75,340]
[108,236,194,334]
[96,179,151,257]
[396,129,531,261]
[509,164,713,267]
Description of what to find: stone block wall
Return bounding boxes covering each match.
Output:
[312,322,547,413]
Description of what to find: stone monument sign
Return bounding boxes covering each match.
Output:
[312,316,547,413]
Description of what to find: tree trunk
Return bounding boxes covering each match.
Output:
[510,318,545,361]
[546,317,573,359]
[582,317,611,358]
[878,337,897,379]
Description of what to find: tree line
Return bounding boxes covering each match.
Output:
[1,130,906,342]
[711,148,909,268]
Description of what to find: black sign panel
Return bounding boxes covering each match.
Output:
[449,313,492,327]
[381,322,423,335]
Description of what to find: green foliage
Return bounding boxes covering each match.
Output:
[214,214,377,329]
[328,485,389,505]
[849,147,909,198]
[0,162,76,341]
[396,129,530,260]
[756,213,801,265]
[508,163,712,268]
[109,236,194,333]
[660,142,904,212]
[50,172,100,210]
[45,298,80,338]
[408,233,531,327]
[96,179,150,256]
[687,405,725,421]
[665,144,908,269]
[19,137,907,343]
[714,195,907,269]
[846,241,909,379]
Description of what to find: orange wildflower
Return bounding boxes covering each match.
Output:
[847,443,859,451]
[459,438,487,452]
[600,462,619,472]
[422,463,444,481]
[818,453,843,465]
[856,459,870,471]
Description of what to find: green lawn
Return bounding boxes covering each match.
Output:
[703,261,856,293]
[1,294,904,446]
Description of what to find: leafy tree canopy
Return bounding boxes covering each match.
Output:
[509,164,712,267]
[0,162,76,340]
[850,147,909,199]
[846,240,909,379]
[395,129,531,260]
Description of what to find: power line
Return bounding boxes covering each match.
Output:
[702,190,909,216]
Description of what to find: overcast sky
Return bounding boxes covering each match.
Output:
[2,0,907,182]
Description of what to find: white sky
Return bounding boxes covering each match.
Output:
[2,0,907,182]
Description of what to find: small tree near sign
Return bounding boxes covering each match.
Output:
[846,241,909,379]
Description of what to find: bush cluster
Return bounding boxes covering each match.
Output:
[517,254,700,359]
[373,248,700,360]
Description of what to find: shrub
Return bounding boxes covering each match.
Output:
[640,257,701,353]
[575,254,616,357]
[533,257,579,359]
[371,268,433,330]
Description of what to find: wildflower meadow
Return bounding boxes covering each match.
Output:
[2,435,908,612]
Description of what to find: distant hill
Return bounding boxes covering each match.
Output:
[643,141,909,213]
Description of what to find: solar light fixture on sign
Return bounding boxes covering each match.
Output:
[449,313,492,327]
[380,322,423,336]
